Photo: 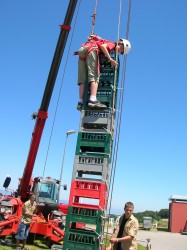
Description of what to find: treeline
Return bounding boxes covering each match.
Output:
[109,209,169,223]
[134,209,169,223]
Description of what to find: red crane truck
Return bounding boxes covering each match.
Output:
[0,0,78,245]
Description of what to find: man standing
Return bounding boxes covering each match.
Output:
[110,202,139,250]
[15,194,37,250]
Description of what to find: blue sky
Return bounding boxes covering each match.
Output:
[0,1,187,214]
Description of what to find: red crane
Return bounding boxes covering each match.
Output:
[0,0,78,245]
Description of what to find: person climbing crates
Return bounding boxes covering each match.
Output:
[76,34,131,111]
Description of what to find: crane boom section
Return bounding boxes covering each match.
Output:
[19,0,78,200]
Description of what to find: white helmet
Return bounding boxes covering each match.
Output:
[118,38,131,55]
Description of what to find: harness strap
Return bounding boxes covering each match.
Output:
[75,40,101,74]
[79,56,86,61]
[82,41,99,57]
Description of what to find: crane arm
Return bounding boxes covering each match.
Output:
[19,0,78,200]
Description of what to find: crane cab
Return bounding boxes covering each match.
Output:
[32,177,67,219]
[33,177,60,205]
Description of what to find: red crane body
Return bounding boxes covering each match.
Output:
[20,110,48,200]
[0,0,78,244]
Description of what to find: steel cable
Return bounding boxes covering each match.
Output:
[42,0,81,178]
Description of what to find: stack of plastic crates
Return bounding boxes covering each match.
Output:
[63,52,119,250]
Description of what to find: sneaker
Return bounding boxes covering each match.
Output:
[87,100,107,108]
[77,102,83,111]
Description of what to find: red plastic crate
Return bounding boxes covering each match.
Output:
[68,180,108,209]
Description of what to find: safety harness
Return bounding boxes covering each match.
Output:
[74,36,114,74]
[79,40,99,61]
[74,35,111,60]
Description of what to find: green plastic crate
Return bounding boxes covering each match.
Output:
[63,228,100,250]
[75,132,112,157]
[66,206,103,233]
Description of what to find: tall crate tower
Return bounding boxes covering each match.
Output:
[63,51,119,250]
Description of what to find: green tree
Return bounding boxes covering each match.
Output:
[133,209,169,223]
[158,209,169,219]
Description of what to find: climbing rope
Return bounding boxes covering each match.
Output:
[103,0,123,238]
[90,0,99,35]
[126,0,132,39]
[41,0,82,178]
[106,0,133,234]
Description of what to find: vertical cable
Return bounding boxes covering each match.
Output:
[91,0,99,35]
[107,0,133,235]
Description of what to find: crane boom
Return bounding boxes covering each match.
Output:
[19,0,78,200]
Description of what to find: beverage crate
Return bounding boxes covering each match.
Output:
[68,180,108,209]
[75,132,112,158]
[66,206,103,233]
[96,90,116,109]
[99,75,115,88]
[79,110,113,133]
[72,155,110,182]
[86,88,117,109]
[63,228,100,250]
[82,71,117,105]
[99,51,119,68]
[83,72,117,107]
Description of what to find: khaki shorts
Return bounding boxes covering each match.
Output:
[78,46,100,84]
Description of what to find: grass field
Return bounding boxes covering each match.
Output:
[0,244,146,250]
[138,245,146,250]
[0,235,146,250]
[104,233,146,250]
